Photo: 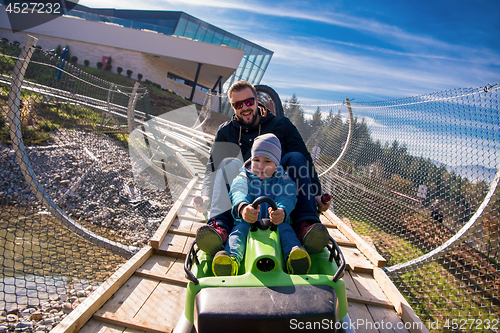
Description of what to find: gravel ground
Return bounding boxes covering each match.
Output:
[0,129,179,331]
[1,128,175,247]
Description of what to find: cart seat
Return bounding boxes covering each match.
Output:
[194,284,339,333]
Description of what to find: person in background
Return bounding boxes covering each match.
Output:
[430,199,443,223]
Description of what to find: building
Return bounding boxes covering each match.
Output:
[0,4,273,106]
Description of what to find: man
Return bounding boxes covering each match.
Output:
[195,81,330,256]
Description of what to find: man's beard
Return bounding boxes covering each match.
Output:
[237,110,258,126]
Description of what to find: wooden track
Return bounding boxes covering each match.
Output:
[52,171,429,332]
[51,121,429,332]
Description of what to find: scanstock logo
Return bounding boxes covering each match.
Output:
[1,0,79,32]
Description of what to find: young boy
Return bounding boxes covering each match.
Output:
[211,133,311,276]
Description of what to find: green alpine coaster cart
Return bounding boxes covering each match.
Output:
[178,196,348,333]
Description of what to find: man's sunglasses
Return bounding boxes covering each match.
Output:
[231,97,256,110]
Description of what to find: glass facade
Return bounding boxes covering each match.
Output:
[69,5,273,93]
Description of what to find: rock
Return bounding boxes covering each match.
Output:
[52,304,62,311]
[30,312,43,321]
[60,180,70,185]
[6,314,18,322]
[6,309,19,316]
[62,303,72,314]
[16,321,33,329]
[42,318,55,325]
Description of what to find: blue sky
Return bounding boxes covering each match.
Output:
[77,0,500,104]
[73,0,499,172]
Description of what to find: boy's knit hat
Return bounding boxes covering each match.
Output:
[251,133,281,166]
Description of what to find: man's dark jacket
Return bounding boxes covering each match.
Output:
[201,105,322,198]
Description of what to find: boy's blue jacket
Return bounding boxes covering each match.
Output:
[201,105,322,198]
[229,163,297,223]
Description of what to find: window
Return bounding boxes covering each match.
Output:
[184,20,199,39]
[174,17,188,36]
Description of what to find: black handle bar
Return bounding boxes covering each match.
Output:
[327,236,346,282]
[250,196,278,232]
[184,240,200,285]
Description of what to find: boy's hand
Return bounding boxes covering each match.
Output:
[316,195,331,212]
[193,196,210,213]
[269,207,285,225]
[242,205,260,223]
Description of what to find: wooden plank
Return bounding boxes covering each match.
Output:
[189,189,202,197]
[132,282,187,329]
[319,214,336,227]
[373,268,430,333]
[347,294,394,309]
[52,246,153,333]
[190,221,206,231]
[78,318,126,333]
[170,229,196,237]
[187,163,205,171]
[342,270,361,299]
[347,302,379,333]
[178,206,205,220]
[327,227,351,243]
[157,233,190,254]
[183,156,201,163]
[134,270,188,287]
[138,257,186,281]
[367,305,410,333]
[334,240,357,248]
[400,304,429,333]
[97,275,159,318]
[175,152,197,176]
[153,249,187,259]
[177,214,206,222]
[344,271,393,309]
[341,246,374,274]
[139,255,177,275]
[150,177,198,249]
[351,272,391,303]
[180,151,196,156]
[93,312,173,333]
[171,218,196,232]
[324,209,387,268]
[170,219,205,235]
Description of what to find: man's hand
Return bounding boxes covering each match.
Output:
[269,207,285,225]
[316,195,331,212]
[242,205,260,223]
[193,196,210,214]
